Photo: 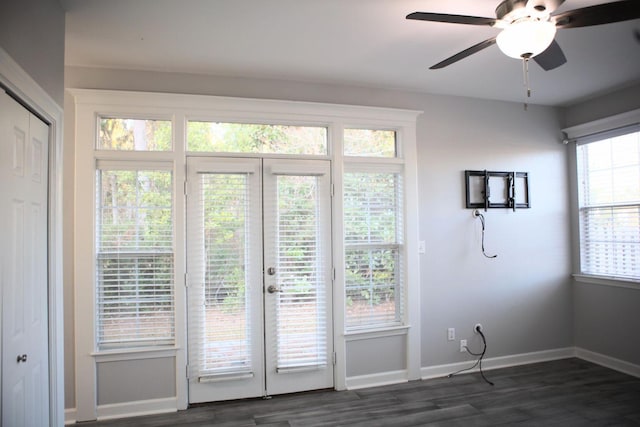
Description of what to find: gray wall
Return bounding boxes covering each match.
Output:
[563,87,640,367]
[96,358,176,405]
[418,96,572,366]
[65,65,576,408]
[573,284,640,366]
[63,94,76,409]
[0,0,65,106]
[562,82,640,128]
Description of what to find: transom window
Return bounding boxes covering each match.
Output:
[344,128,396,158]
[187,121,327,155]
[98,117,172,151]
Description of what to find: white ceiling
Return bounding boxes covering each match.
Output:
[61,0,640,106]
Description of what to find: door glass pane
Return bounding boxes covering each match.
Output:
[200,173,252,374]
[187,122,327,155]
[275,175,327,369]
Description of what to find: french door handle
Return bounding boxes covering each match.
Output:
[17,354,27,363]
[267,267,276,275]
[267,285,281,294]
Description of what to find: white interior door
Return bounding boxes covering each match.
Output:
[186,157,333,403]
[0,91,50,426]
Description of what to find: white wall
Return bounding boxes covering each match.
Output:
[0,0,65,106]
[64,66,574,411]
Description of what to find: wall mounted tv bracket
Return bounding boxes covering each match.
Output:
[465,170,530,211]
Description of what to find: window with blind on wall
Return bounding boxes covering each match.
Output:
[343,128,405,330]
[95,165,175,349]
[576,125,640,282]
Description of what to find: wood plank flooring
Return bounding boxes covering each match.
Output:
[79,358,640,426]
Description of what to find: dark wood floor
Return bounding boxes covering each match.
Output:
[80,358,640,426]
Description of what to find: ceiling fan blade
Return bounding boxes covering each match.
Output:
[552,0,640,29]
[430,37,497,69]
[406,12,496,26]
[533,39,567,70]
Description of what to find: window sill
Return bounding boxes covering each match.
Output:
[91,346,179,362]
[344,325,410,341]
[573,274,639,291]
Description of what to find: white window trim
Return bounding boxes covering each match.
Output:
[564,108,640,291]
[71,88,421,419]
[573,274,639,291]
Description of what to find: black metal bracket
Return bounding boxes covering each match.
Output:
[465,170,530,211]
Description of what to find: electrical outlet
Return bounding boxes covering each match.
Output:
[447,328,455,341]
[474,323,483,333]
[460,339,467,352]
[418,240,426,254]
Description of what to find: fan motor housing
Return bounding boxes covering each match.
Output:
[495,0,562,21]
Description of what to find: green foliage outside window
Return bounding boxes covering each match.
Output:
[99,118,172,151]
[187,122,327,155]
[344,129,396,157]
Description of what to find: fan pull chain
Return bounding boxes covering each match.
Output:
[522,57,531,111]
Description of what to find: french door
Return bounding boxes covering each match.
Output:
[186,157,333,403]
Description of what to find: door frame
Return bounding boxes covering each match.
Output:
[0,47,65,426]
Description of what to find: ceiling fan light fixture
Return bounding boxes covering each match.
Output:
[496,19,556,59]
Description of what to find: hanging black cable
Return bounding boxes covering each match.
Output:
[473,210,497,258]
[447,327,494,386]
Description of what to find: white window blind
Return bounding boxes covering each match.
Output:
[343,170,404,329]
[96,167,175,349]
[189,172,255,377]
[576,125,640,281]
[272,174,327,369]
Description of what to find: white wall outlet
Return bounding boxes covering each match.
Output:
[474,323,483,333]
[418,240,426,254]
[447,328,455,341]
[460,339,467,352]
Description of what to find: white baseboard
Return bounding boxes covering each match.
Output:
[346,369,408,390]
[575,347,640,378]
[421,347,575,380]
[96,397,177,421]
[64,408,77,425]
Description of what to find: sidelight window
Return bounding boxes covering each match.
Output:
[95,165,175,349]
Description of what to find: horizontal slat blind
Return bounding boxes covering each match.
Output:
[188,172,254,377]
[577,127,640,281]
[96,169,174,349]
[580,206,640,279]
[274,175,327,369]
[344,171,404,329]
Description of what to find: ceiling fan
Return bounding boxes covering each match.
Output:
[406,0,640,71]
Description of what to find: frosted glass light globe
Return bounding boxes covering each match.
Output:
[496,19,557,59]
